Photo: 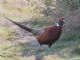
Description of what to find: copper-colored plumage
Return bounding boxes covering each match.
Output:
[5,17,65,47]
[36,26,62,47]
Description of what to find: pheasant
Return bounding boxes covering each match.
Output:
[5,17,65,48]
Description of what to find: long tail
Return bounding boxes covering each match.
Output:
[5,17,33,32]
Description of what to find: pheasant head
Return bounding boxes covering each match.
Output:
[56,17,65,27]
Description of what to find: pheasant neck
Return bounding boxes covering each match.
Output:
[56,23,60,27]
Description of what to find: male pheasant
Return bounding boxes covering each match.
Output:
[5,17,65,48]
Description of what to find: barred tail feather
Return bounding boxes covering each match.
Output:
[5,17,33,32]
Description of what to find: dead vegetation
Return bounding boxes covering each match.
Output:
[0,0,80,60]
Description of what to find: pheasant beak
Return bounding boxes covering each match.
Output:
[61,17,65,23]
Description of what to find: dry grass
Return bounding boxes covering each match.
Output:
[0,27,16,40]
[0,1,80,60]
